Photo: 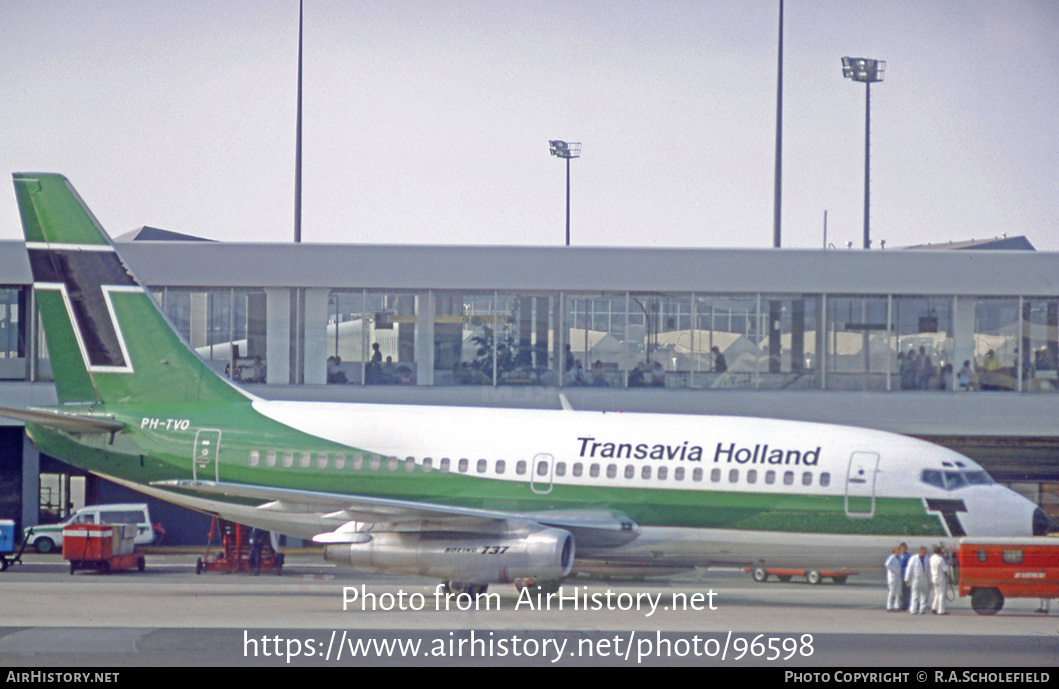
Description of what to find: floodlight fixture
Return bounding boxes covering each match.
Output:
[549,140,581,159]
[549,140,581,245]
[841,56,886,249]
[842,57,885,83]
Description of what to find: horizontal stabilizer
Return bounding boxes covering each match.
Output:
[0,405,125,434]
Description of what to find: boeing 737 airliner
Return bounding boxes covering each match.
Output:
[2,173,1048,594]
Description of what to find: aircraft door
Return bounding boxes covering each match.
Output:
[845,451,879,518]
[530,453,554,494]
[192,429,222,482]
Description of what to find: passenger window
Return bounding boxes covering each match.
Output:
[802,472,812,486]
[572,463,582,477]
[283,452,294,468]
[674,467,684,481]
[317,454,329,469]
[458,458,469,473]
[590,464,600,478]
[515,460,526,475]
[819,472,830,487]
[496,460,505,474]
[369,455,380,471]
[765,470,775,484]
[624,465,635,479]
[658,466,667,480]
[299,452,311,468]
[266,451,277,467]
[334,454,346,470]
[555,462,566,477]
[641,465,652,480]
[405,457,416,472]
[783,471,794,485]
[439,457,450,472]
[606,464,617,479]
[477,459,488,474]
[692,468,703,482]
[386,456,398,472]
[728,469,738,483]
[710,468,721,483]
[352,453,363,470]
[248,450,260,467]
[977,549,987,563]
[536,460,549,476]
[422,457,433,472]
[747,469,756,484]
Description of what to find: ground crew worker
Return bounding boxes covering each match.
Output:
[929,546,951,615]
[884,546,903,611]
[905,546,930,614]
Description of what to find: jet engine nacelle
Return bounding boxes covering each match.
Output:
[323,527,575,584]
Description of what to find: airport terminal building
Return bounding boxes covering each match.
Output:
[1,235,1057,543]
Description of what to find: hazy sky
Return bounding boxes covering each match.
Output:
[1,1,1056,251]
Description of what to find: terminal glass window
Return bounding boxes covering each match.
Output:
[157,288,266,382]
[973,299,1019,391]
[328,290,422,386]
[689,295,819,390]
[328,291,370,384]
[825,296,890,391]
[564,292,628,388]
[1021,298,1058,393]
[892,296,953,391]
[493,293,558,386]
[437,291,498,386]
[690,295,759,389]
[0,287,27,380]
[626,293,691,388]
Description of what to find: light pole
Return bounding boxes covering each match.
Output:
[549,140,581,246]
[841,57,885,250]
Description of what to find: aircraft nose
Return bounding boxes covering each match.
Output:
[1033,507,1051,536]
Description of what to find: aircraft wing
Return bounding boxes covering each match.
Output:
[0,405,125,434]
[154,479,639,548]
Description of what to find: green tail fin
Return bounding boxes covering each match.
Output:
[14,173,250,406]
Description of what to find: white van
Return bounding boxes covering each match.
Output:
[23,503,161,553]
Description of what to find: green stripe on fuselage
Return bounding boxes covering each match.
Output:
[32,407,947,538]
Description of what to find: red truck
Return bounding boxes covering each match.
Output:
[957,537,1059,615]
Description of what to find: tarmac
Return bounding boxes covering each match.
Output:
[0,550,1056,667]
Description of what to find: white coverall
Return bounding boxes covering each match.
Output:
[884,554,903,610]
[905,554,929,614]
[929,553,951,614]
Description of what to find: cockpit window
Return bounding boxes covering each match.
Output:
[921,470,945,489]
[943,471,967,490]
[921,468,993,491]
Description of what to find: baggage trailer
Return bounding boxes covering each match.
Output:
[63,523,145,574]
[957,537,1059,615]
[745,566,857,585]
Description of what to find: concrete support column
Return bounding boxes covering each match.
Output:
[265,288,291,385]
[303,289,330,385]
[415,291,435,386]
[22,431,39,528]
[189,292,208,349]
[954,297,977,388]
